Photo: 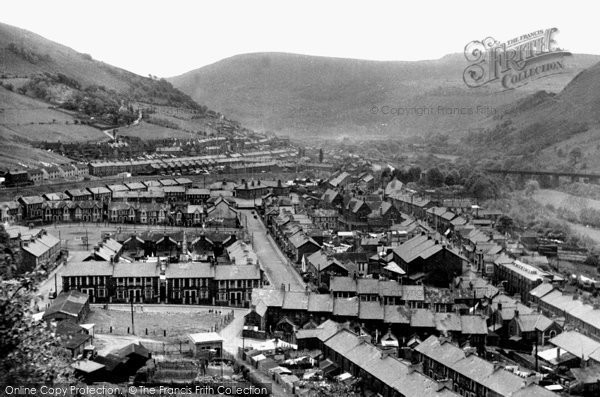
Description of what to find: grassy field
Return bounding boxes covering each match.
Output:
[87,307,230,340]
[533,189,600,212]
[0,131,73,169]
[117,121,205,140]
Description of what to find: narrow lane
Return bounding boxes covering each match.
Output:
[239,210,305,292]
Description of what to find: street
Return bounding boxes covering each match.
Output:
[240,210,306,292]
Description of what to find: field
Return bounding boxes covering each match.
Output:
[0,132,73,168]
[87,306,233,340]
[117,121,206,140]
[532,189,600,213]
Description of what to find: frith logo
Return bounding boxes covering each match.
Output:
[463,28,571,90]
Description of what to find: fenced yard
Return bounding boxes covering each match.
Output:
[88,306,234,340]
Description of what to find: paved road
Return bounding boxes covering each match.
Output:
[240,210,305,292]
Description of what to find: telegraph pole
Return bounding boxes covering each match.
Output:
[130,291,135,335]
[535,329,539,371]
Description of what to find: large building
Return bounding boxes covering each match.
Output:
[493,258,553,302]
[62,260,263,307]
[391,234,468,287]
[20,229,61,272]
[415,335,555,397]
[295,321,461,397]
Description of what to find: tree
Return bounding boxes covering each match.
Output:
[0,225,73,383]
[406,166,422,183]
[569,147,583,166]
[583,254,599,268]
[425,167,445,187]
[445,169,461,186]
[524,179,540,196]
[497,215,514,234]
[318,148,324,163]
[466,173,498,200]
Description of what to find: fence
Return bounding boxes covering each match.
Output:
[143,340,194,355]
[94,310,234,337]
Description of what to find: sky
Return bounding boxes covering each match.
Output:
[2,0,597,77]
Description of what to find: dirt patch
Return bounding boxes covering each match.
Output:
[87,307,229,340]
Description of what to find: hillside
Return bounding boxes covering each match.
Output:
[169,52,600,139]
[463,60,600,172]
[0,22,199,110]
[0,23,248,170]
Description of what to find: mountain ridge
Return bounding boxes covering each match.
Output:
[169,51,600,139]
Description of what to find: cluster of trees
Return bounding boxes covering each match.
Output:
[382,165,499,200]
[0,81,14,91]
[6,42,52,64]
[0,225,73,383]
[460,114,589,162]
[127,75,201,110]
[145,115,180,130]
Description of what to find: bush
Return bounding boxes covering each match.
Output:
[584,254,599,267]
[146,116,180,130]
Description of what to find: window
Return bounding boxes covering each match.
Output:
[145,290,152,299]
[98,289,106,298]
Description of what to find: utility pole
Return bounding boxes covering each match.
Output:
[130,291,135,335]
[535,329,539,372]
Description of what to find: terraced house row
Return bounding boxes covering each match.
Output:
[61,260,263,307]
[28,196,240,227]
[10,177,290,223]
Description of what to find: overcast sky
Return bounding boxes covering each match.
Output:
[2,0,597,77]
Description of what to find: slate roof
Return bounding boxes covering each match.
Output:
[392,235,444,263]
[19,195,44,205]
[282,291,309,311]
[359,301,385,320]
[460,315,488,334]
[333,297,359,317]
[330,277,356,292]
[549,331,600,361]
[384,178,403,196]
[434,312,462,333]
[165,262,214,278]
[251,288,284,307]
[410,309,435,328]
[383,305,411,324]
[62,261,114,277]
[113,262,159,278]
[529,283,554,299]
[214,264,261,280]
[307,294,334,312]
[328,172,350,187]
[43,290,89,320]
[288,233,319,249]
[322,329,460,397]
[416,336,555,397]
[510,313,551,333]
[306,250,346,272]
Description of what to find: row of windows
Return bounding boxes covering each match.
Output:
[169,278,209,288]
[218,280,259,288]
[68,276,107,286]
